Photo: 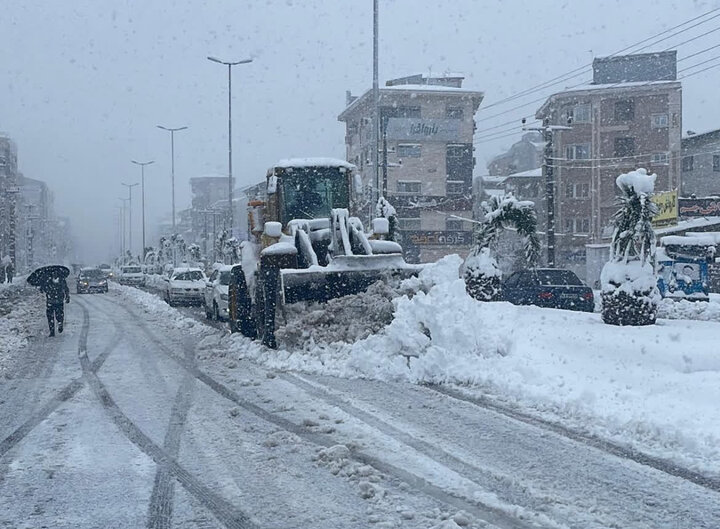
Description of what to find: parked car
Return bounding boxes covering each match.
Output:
[204,265,232,320]
[77,267,109,294]
[97,263,113,279]
[164,267,206,306]
[502,268,594,312]
[118,265,146,287]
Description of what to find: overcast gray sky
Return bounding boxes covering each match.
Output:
[2,0,719,262]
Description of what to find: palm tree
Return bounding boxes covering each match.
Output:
[601,168,660,326]
[463,193,540,301]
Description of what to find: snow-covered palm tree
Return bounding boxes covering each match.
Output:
[601,168,660,326]
[463,193,540,301]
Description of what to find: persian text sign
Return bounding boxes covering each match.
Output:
[678,198,720,217]
[652,190,678,227]
[404,230,472,246]
[385,118,461,142]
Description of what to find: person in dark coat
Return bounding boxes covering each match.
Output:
[6,262,13,283]
[40,276,70,336]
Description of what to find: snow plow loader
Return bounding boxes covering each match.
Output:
[228,158,421,348]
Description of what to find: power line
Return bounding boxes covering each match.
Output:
[477,7,720,113]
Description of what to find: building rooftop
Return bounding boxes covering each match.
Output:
[339,83,484,121]
[682,128,720,142]
[507,167,542,178]
[536,80,681,118]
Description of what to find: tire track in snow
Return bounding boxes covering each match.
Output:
[146,339,197,529]
[426,384,720,494]
[75,298,258,529]
[101,289,541,529]
[0,322,122,460]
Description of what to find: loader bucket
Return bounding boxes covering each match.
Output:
[280,254,422,303]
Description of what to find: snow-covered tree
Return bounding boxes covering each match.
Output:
[463,193,540,301]
[601,168,660,326]
[375,196,399,242]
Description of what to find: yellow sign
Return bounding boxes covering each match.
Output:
[652,190,678,227]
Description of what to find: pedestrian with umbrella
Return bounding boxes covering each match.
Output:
[27,265,71,337]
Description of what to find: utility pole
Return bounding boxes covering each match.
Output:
[373,0,380,202]
[131,160,154,260]
[523,118,571,268]
[122,183,139,259]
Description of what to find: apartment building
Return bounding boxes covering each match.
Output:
[680,128,720,197]
[535,51,682,275]
[338,73,484,262]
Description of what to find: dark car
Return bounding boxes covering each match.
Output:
[77,267,109,294]
[502,268,594,312]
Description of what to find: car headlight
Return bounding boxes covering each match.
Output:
[220,293,229,301]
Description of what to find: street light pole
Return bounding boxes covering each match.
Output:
[121,183,139,259]
[118,198,129,259]
[131,160,154,259]
[157,125,188,234]
[207,55,253,237]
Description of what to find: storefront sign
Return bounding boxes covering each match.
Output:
[652,190,678,227]
[404,230,472,246]
[678,198,720,217]
[385,118,461,142]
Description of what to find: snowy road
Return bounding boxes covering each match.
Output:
[1,288,719,528]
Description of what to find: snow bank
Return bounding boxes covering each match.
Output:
[0,283,42,377]
[223,254,720,474]
[110,283,209,335]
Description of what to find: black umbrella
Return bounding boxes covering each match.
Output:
[27,265,70,287]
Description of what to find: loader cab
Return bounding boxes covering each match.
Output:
[266,159,356,227]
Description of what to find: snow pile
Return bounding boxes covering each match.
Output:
[658,297,720,321]
[616,167,656,195]
[0,283,42,377]
[110,283,209,335]
[224,254,720,473]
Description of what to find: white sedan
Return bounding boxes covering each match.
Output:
[204,265,232,320]
[164,268,206,306]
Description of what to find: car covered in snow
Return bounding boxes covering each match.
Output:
[204,265,232,320]
[164,267,206,306]
[118,265,146,287]
[502,268,594,312]
[97,263,113,279]
[76,267,109,293]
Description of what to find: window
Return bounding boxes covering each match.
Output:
[446,218,463,230]
[565,143,591,160]
[571,104,591,123]
[446,144,469,158]
[446,180,465,195]
[446,106,463,119]
[565,182,589,199]
[714,155,720,172]
[396,181,421,194]
[563,218,590,233]
[398,217,421,230]
[682,156,694,172]
[614,137,635,157]
[651,113,669,128]
[651,152,669,164]
[396,144,421,158]
[382,105,421,119]
[614,100,635,121]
